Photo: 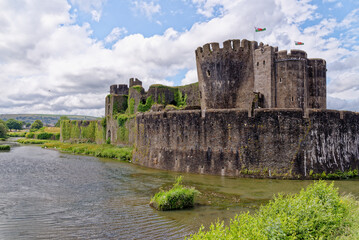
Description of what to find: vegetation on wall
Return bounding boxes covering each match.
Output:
[112,95,128,115]
[128,98,135,114]
[187,181,359,240]
[55,116,70,127]
[60,120,105,143]
[309,169,358,180]
[137,96,154,112]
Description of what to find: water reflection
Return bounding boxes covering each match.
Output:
[0,143,358,239]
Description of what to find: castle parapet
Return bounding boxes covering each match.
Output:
[129,78,142,87]
[110,84,129,95]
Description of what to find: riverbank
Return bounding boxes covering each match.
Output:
[43,141,132,161]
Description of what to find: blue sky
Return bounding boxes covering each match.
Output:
[0,0,358,116]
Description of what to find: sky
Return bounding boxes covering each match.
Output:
[0,0,358,117]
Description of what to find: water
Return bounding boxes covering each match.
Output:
[0,141,358,239]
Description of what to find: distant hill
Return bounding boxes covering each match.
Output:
[0,114,100,126]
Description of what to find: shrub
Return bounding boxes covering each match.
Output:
[36,132,54,139]
[0,145,10,150]
[150,176,200,211]
[187,181,356,240]
[7,132,26,137]
[25,132,35,138]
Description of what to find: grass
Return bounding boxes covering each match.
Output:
[43,142,132,161]
[0,145,10,150]
[17,139,51,144]
[186,181,359,240]
[7,132,26,137]
[150,176,200,211]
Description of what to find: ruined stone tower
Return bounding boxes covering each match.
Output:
[195,39,326,111]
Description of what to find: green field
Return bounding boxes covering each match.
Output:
[0,114,99,126]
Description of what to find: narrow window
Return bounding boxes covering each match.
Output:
[257,62,259,66]
[206,70,211,77]
[291,96,294,102]
[279,78,282,83]
[263,60,265,66]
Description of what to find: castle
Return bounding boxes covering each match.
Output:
[62,39,359,178]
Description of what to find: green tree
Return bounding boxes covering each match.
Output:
[0,123,7,138]
[25,122,31,128]
[0,119,8,130]
[6,119,22,131]
[31,120,43,130]
[55,116,70,127]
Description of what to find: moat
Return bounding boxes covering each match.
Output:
[1,141,359,239]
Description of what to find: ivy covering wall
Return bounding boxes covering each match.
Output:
[60,120,105,144]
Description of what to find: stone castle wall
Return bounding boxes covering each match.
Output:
[132,109,359,178]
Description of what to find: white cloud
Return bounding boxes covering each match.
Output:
[70,0,107,22]
[0,0,358,116]
[132,1,161,19]
[105,27,128,43]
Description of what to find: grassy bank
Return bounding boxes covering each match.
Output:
[17,139,51,144]
[0,145,10,150]
[150,176,200,211]
[187,181,359,239]
[43,142,132,161]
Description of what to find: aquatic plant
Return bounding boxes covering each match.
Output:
[187,181,359,239]
[150,176,200,211]
[0,145,10,150]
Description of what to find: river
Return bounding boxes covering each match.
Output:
[0,140,358,239]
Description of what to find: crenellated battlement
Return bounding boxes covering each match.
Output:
[110,84,129,95]
[195,39,258,59]
[276,49,307,61]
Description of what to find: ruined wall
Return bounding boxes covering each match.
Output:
[196,39,257,110]
[133,109,359,178]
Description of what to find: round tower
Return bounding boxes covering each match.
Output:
[195,39,258,110]
[275,50,308,109]
[307,59,326,109]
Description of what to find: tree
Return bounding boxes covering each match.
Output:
[31,120,43,130]
[25,122,31,128]
[0,123,7,138]
[6,119,22,131]
[55,116,70,127]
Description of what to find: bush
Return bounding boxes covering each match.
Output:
[7,132,26,137]
[36,132,54,139]
[187,181,357,240]
[0,145,10,150]
[25,132,35,138]
[150,176,200,211]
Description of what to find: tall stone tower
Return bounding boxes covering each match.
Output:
[195,39,257,110]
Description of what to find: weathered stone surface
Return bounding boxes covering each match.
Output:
[133,109,359,178]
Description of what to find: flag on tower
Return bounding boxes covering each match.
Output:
[295,41,304,45]
[255,27,266,32]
